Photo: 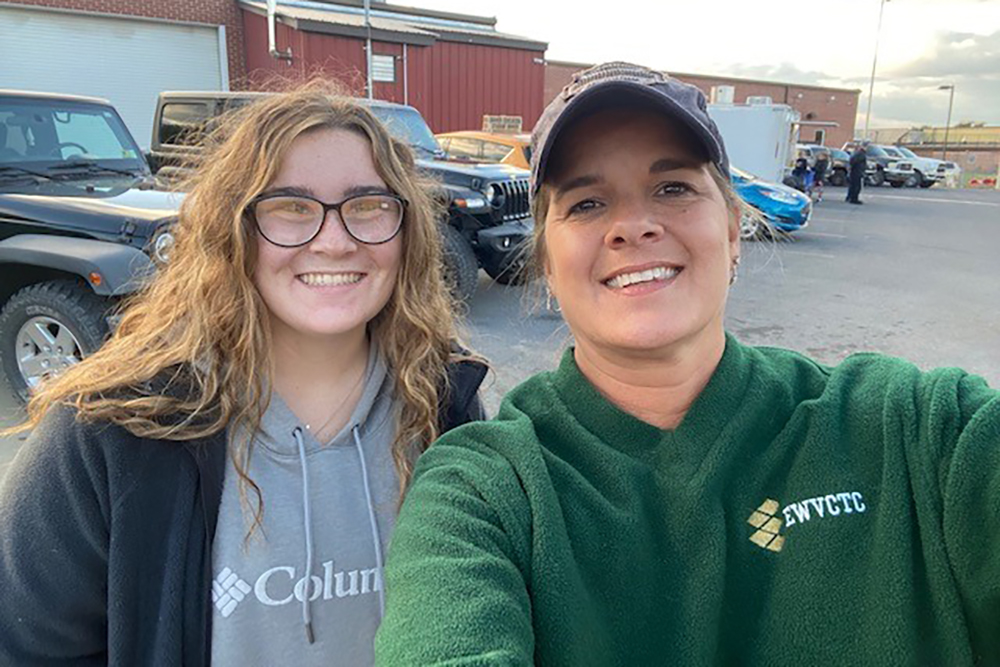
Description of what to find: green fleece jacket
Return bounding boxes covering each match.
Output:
[375,336,1000,666]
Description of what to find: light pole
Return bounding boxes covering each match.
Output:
[938,84,955,161]
[863,0,891,140]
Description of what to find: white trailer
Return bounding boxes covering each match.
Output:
[708,103,799,183]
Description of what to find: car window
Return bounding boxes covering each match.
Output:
[867,145,888,157]
[53,111,134,159]
[368,105,442,155]
[882,147,902,157]
[481,140,514,162]
[160,102,213,147]
[444,137,483,160]
[897,146,919,159]
[0,100,141,163]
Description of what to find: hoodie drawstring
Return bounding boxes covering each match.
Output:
[293,426,316,644]
[353,425,386,618]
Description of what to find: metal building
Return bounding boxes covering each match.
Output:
[240,0,548,133]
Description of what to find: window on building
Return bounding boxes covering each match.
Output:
[372,55,396,83]
[160,102,213,147]
[814,129,826,145]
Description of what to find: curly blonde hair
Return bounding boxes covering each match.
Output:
[16,81,460,523]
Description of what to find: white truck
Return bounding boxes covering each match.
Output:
[707,103,799,183]
[891,146,948,188]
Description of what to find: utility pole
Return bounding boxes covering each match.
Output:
[938,84,955,161]
[863,0,890,139]
[364,0,373,100]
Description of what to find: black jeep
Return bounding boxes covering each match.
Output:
[0,90,179,401]
[149,92,533,303]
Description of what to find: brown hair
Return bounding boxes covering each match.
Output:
[14,81,460,526]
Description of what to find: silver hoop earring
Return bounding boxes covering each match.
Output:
[729,256,741,286]
[545,288,561,312]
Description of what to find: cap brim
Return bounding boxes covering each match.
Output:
[534,81,725,195]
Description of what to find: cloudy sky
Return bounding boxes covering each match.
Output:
[421,0,1000,129]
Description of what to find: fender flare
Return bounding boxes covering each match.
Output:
[0,234,153,296]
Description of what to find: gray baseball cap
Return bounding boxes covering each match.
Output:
[530,61,730,197]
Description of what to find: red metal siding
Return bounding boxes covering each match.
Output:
[418,41,544,133]
[243,11,544,134]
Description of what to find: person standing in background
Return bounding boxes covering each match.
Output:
[847,142,867,204]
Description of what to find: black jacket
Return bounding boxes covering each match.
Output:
[849,148,867,176]
[0,359,487,666]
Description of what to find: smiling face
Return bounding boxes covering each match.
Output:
[253,128,402,347]
[542,107,739,357]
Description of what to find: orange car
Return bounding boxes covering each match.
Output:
[435,131,532,170]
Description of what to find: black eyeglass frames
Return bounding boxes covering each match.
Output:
[248,192,407,247]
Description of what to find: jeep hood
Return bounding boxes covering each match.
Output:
[0,186,184,238]
[417,159,529,181]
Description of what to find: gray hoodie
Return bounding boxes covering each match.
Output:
[211,344,399,666]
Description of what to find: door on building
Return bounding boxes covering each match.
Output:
[0,6,226,148]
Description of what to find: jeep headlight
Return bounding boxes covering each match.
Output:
[152,229,175,264]
[486,183,506,209]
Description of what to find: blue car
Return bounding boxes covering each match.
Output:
[731,166,811,239]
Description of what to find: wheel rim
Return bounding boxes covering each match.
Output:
[15,316,84,389]
[740,213,760,240]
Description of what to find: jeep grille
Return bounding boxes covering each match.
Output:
[492,179,530,221]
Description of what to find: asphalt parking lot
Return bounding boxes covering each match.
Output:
[2,186,998,479]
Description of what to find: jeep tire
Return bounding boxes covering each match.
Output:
[0,280,110,403]
[440,225,479,305]
[830,170,847,187]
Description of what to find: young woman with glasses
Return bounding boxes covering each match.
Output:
[0,83,486,666]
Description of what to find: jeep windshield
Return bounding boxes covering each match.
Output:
[368,105,445,159]
[0,98,149,182]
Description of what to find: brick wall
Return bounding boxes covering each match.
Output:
[3,0,246,86]
[545,61,860,150]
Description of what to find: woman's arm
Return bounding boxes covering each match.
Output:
[0,410,111,665]
[376,439,534,665]
[936,372,1000,660]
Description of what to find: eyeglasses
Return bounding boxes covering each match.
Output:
[248,192,406,247]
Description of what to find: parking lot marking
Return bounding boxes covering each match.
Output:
[784,250,836,259]
[799,232,848,239]
[871,195,1000,207]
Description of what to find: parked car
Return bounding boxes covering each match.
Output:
[0,89,181,401]
[891,146,948,188]
[731,166,811,239]
[842,142,913,187]
[795,144,849,186]
[150,92,533,302]
[827,148,851,186]
[436,131,531,170]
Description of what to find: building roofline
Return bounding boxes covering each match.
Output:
[308,0,497,27]
[241,0,545,51]
[546,59,861,94]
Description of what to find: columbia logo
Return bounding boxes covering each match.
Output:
[213,567,251,618]
[747,499,785,552]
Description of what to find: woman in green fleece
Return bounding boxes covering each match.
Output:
[375,61,1000,666]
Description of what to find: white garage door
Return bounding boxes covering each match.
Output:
[0,6,226,148]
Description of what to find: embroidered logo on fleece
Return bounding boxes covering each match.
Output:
[213,567,252,617]
[748,492,868,553]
